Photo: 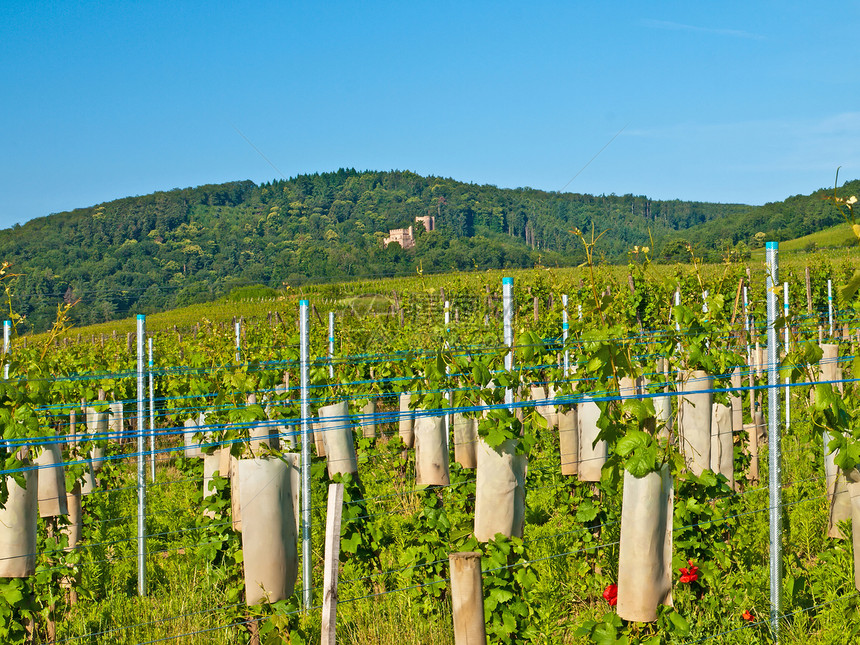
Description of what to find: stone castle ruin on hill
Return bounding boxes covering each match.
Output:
[383,215,435,249]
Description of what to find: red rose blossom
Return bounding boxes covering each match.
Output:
[679,559,699,584]
[603,583,618,606]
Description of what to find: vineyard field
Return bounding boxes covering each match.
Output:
[3,249,860,644]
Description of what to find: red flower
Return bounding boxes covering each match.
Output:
[678,559,699,584]
[602,583,618,606]
[742,610,755,622]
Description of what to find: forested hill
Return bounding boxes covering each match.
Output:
[0,169,850,332]
[664,179,860,255]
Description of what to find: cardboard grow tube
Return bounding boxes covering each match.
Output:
[743,413,762,483]
[219,444,232,480]
[264,395,293,450]
[61,483,82,592]
[453,413,478,469]
[530,385,557,429]
[828,468,859,539]
[360,400,377,439]
[319,401,358,478]
[399,393,414,448]
[821,344,841,525]
[86,406,108,473]
[678,370,713,476]
[617,465,673,622]
[730,367,743,440]
[824,429,838,509]
[249,422,280,456]
[618,376,638,399]
[230,456,242,532]
[35,442,68,517]
[414,413,450,486]
[109,402,124,442]
[653,359,672,438]
[449,552,487,643]
[473,438,526,541]
[80,461,96,495]
[237,457,299,605]
[558,408,578,476]
[184,418,203,458]
[849,480,860,589]
[313,421,326,457]
[821,344,841,392]
[202,451,220,519]
[652,383,672,440]
[578,399,607,482]
[710,403,734,487]
[64,484,82,550]
[0,470,37,577]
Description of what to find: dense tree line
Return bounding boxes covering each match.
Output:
[667,179,860,258]
[0,169,851,332]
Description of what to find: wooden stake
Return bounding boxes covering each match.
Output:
[69,409,77,449]
[628,274,643,330]
[449,552,486,644]
[730,277,744,327]
[320,483,344,645]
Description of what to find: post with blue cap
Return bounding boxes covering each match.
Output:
[765,242,781,640]
[300,300,312,610]
[136,314,147,596]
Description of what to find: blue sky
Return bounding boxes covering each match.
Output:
[2,1,858,229]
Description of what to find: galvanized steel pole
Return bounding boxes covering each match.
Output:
[136,314,147,597]
[3,319,9,379]
[300,300,312,610]
[766,242,782,641]
[148,337,155,482]
[328,311,335,380]
[827,279,833,338]
[562,294,569,376]
[235,320,241,362]
[743,286,751,366]
[783,282,790,431]
[444,300,451,451]
[503,278,513,410]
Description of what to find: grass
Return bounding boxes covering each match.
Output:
[12,255,860,642]
[780,222,858,252]
[41,392,860,644]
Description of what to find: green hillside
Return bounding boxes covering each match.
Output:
[668,179,860,256]
[1,169,857,333]
[0,170,747,332]
[779,222,857,252]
